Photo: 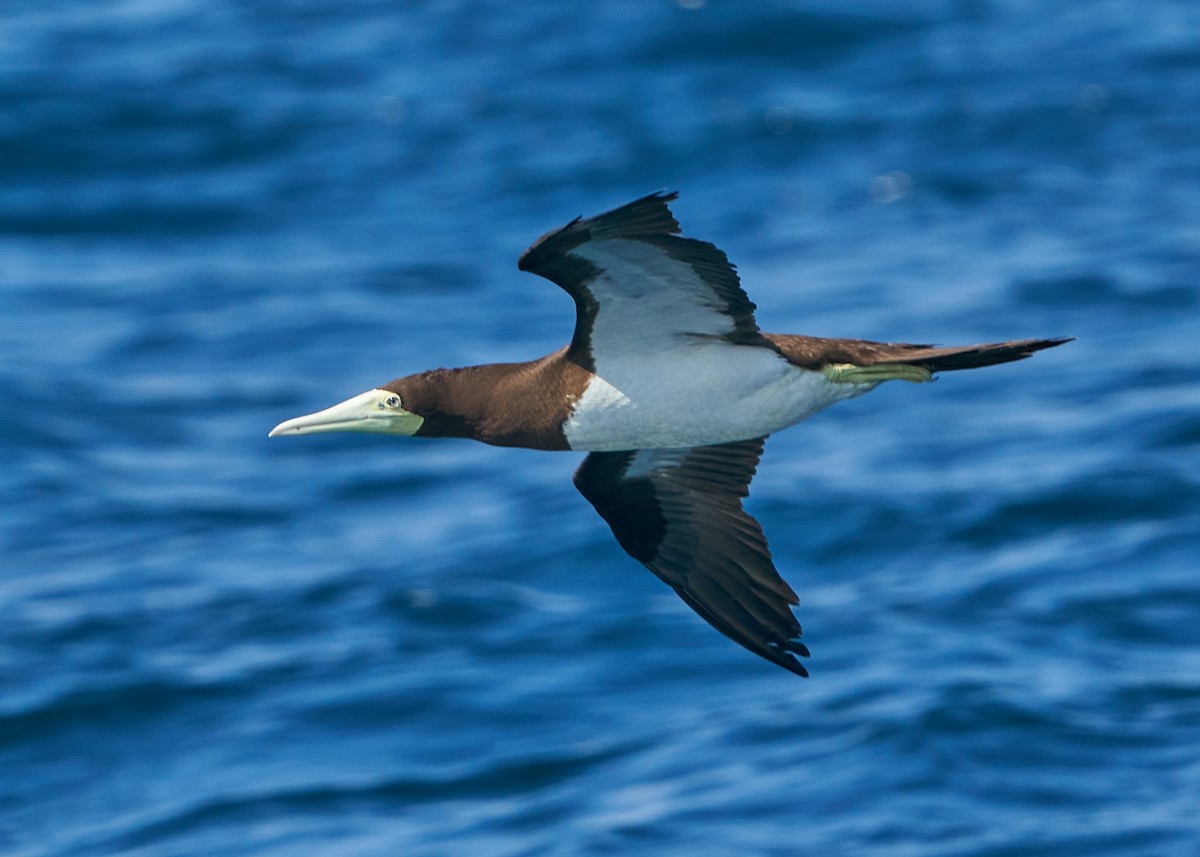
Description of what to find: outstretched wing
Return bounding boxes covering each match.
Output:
[573,437,810,677]
[517,191,771,372]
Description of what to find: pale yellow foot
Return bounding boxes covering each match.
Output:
[821,362,934,384]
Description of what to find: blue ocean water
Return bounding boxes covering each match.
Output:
[3,0,1199,854]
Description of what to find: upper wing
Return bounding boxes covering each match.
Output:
[517,191,770,372]
[573,437,810,677]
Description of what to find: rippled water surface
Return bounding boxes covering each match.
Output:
[3,2,1199,855]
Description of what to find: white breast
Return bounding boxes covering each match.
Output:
[562,341,873,451]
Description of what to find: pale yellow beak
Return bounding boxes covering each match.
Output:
[269,389,423,437]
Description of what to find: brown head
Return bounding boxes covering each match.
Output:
[268,358,582,450]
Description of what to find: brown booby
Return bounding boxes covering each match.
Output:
[270,191,1069,677]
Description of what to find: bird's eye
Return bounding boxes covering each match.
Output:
[384,395,401,409]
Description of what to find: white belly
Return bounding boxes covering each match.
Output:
[562,342,873,451]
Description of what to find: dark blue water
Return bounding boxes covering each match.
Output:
[4,1,1199,854]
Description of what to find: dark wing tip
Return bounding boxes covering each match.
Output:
[588,190,681,240]
[761,635,812,678]
[782,655,810,678]
[755,638,811,677]
[674,583,812,678]
[764,639,811,677]
[517,190,682,273]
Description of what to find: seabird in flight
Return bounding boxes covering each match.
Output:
[270,191,1069,677]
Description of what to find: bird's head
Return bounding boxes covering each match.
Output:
[268,382,424,438]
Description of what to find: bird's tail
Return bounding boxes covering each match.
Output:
[877,337,1074,374]
[828,337,1074,384]
[762,334,1073,384]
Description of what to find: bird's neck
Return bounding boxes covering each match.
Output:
[395,358,579,450]
[393,366,495,441]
